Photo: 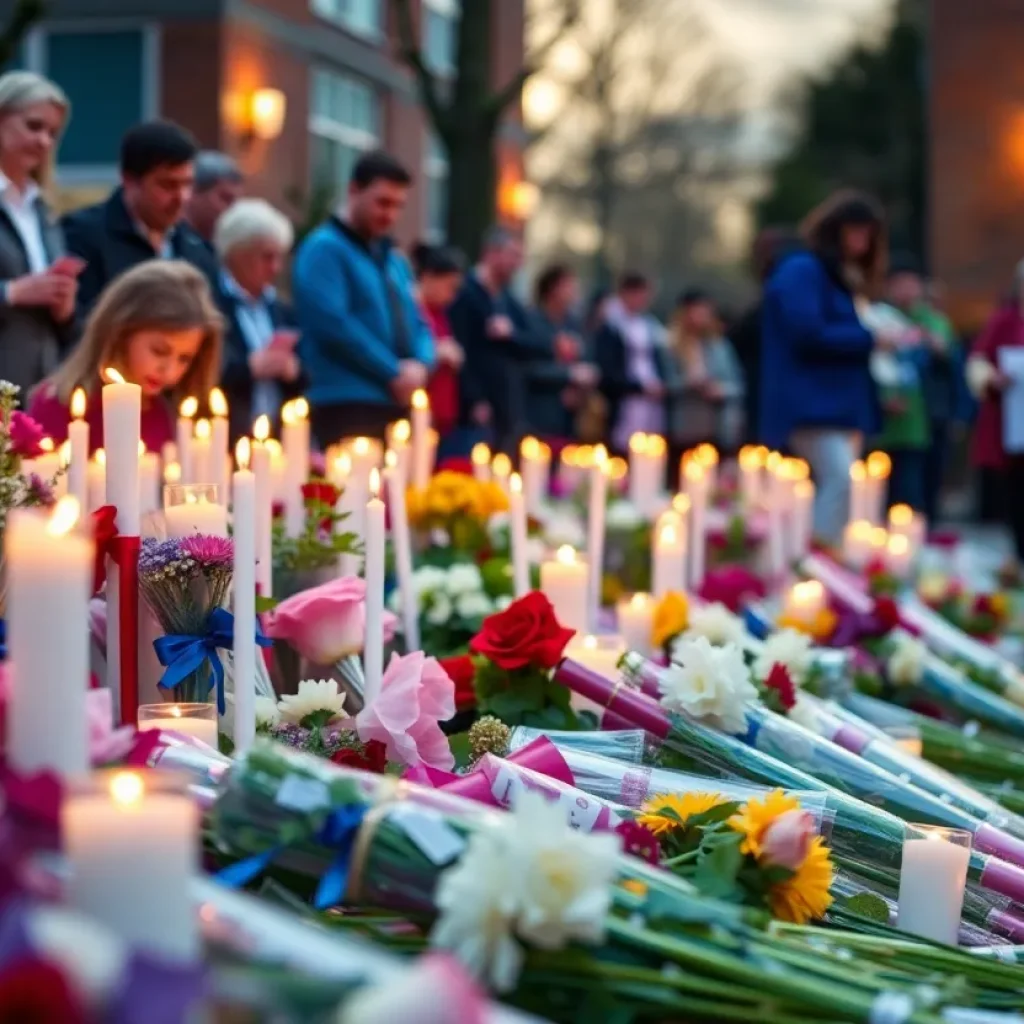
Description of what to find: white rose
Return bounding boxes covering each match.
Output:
[413,566,448,596]
[446,563,484,597]
[754,629,814,687]
[888,636,926,687]
[678,602,747,649]
[426,591,454,626]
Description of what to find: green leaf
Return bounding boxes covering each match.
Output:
[844,892,890,924]
[447,731,474,770]
[686,801,742,828]
[255,595,279,614]
[693,832,745,900]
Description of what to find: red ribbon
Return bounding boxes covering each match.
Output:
[90,505,118,595]
[110,535,140,726]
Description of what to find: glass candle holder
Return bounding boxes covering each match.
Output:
[884,725,923,759]
[897,823,972,945]
[138,701,218,750]
[62,768,199,962]
[163,482,227,538]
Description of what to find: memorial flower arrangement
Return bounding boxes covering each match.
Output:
[406,470,508,552]
[272,478,359,574]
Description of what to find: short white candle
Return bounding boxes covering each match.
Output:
[617,593,654,656]
[6,498,92,777]
[410,388,432,489]
[252,416,273,598]
[231,438,256,753]
[63,770,199,962]
[164,486,228,539]
[509,472,530,597]
[177,396,197,485]
[67,387,89,512]
[540,545,588,634]
[363,469,386,704]
[137,702,219,748]
[781,580,827,626]
[384,449,419,649]
[886,532,913,579]
[564,633,627,716]
[281,398,310,539]
[471,442,491,483]
[30,437,61,484]
[87,448,106,513]
[865,451,891,525]
[586,446,609,629]
[519,436,550,515]
[209,387,231,506]
[491,452,513,496]
[897,824,971,945]
[652,509,687,598]
[102,367,141,536]
[138,443,161,516]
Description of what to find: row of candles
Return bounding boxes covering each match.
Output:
[843,503,926,577]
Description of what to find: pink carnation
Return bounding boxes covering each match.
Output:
[8,410,46,458]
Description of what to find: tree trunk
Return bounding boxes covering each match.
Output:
[445,126,498,260]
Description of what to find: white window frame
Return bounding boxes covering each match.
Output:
[308,67,381,193]
[310,0,384,43]
[24,21,160,186]
[422,0,459,76]
[422,133,449,242]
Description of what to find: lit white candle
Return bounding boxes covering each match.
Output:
[897,824,971,945]
[865,451,891,525]
[332,452,360,578]
[519,436,550,515]
[231,438,256,753]
[363,469,386,704]
[491,452,512,496]
[781,580,827,627]
[765,452,786,579]
[164,486,228,539]
[384,449,418,649]
[471,442,491,483]
[848,459,867,524]
[559,445,583,495]
[281,398,310,538]
[190,418,212,488]
[87,448,106,513]
[628,433,654,513]
[410,388,432,488]
[842,519,873,569]
[209,387,231,505]
[617,592,654,656]
[164,460,181,487]
[792,479,815,558]
[652,508,687,598]
[136,702,218,748]
[251,416,273,598]
[138,442,161,516]
[30,436,61,483]
[738,446,762,510]
[889,503,926,552]
[388,419,412,484]
[563,633,627,717]
[540,545,588,634]
[67,387,89,511]
[586,446,608,628]
[63,769,199,962]
[886,532,912,579]
[509,472,530,597]
[266,438,286,504]
[102,368,141,536]
[693,443,719,498]
[177,396,197,485]
[6,498,92,777]
[683,459,707,587]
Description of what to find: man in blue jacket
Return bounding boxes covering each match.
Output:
[293,151,434,445]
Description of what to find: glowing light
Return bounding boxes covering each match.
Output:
[46,495,80,537]
[70,388,86,419]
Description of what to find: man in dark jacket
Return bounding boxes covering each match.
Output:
[63,121,218,320]
[450,227,545,454]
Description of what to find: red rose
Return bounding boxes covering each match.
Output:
[765,662,797,712]
[0,958,86,1024]
[302,481,341,507]
[439,654,477,711]
[874,596,900,632]
[469,591,575,671]
[331,739,388,774]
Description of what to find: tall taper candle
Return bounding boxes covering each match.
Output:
[363,469,386,704]
[191,418,212,489]
[6,498,92,776]
[177,396,197,485]
[138,442,161,516]
[509,472,530,597]
[103,368,141,535]
[471,442,491,483]
[332,452,360,578]
[281,398,310,538]
[683,460,707,587]
[209,387,231,505]
[67,387,89,512]
[410,388,432,489]
[232,438,257,753]
[388,418,412,485]
[385,449,419,649]
[251,415,273,598]
[586,446,608,628]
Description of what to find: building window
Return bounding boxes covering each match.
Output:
[423,133,449,241]
[423,0,459,75]
[309,68,380,195]
[311,0,383,39]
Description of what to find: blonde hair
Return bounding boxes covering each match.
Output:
[48,260,224,404]
[214,198,293,259]
[0,71,69,189]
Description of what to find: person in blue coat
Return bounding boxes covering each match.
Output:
[292,151,434,446]
[759,191,899,543]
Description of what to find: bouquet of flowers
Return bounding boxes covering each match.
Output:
[919,572,1012,641]
[406,470,508,554]
[272,478,359,576]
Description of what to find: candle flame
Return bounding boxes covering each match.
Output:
[672,493,691,516]
[887,533,910,556]
[510,472,522,494]
[265,438,282,457]
[334,452,351,476]
[195,418,211,441]
[46,495,80,537]
[520,436,541,460]
[471,443,491,466]
[659,520,678,545]
[236,437,251,471]
[593,443,608,468]
[385,448,398,470]
[694,442,717,467]
[253,415,270,443]
[39,436,54,453]
[630,592,651,608]
[138,440,146,457]
[628,432,648,454]
[353,437,370,456]
[866,451,892,478]
[556,545,577,565]
[180,396,198,418]
[766,450,782,473]
[293,397,308,420]
[109,770,144,807]
[102,367,125,385]
[492,452,512,477]
[369,467,381,498]
[391,419,411,444]
[281,401,296,426]
[209,387,228,418]
[850,460,866,482]
[94,448,106,466]
[582,634,598,650]
[607,456,628,481]
[792,579,824,603]
[164,461,181,484]
[869,527,888,549]
[411,388,429,411]
[561,444,578,467]
[683,460,704,482]
[889,503,913,527]
[59,440,70,468]
[70,387,87,419]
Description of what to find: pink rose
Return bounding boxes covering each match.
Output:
[760,808,815,871]
[8,410,46,458]
[265,576,397,663]
[355,651,455,770]
[87,688,134,764]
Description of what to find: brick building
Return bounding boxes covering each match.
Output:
[1,0,526,245]
[930,0,1024,330]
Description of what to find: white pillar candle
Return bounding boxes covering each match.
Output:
[87,449,106,513]
[137,702,218,748]
[519,436,550,515]
[848,459,868,524]
[385,450,419,649]
[32,439,61,483]
[63,770,199,962]
[842,519,873,570]
[265,438,286,504]
[564,634,627,682]
[897,824,971,945]
[6,498,92,777]
[889,503,926,551]
[387,419,412,485]
[190,418,213,488]
[792,479,815,558]
[363,469,386,705]
[765,452,786,579]
[281,398,310,539]
[209,387,231,507]
[410,388,432,489]
[781,580,827,627]
[332,452,361,578]
[617,592,654,657]
[471,443,491,483]
[738,446,763,510]
[559,445,582,495]
[231,438,257,754]
[628,433,659,514]
[67,387,89,512]
[164,487,229,539]
[176,396,197,485]
[652,509,687,598]
[540,545,589,634]
[693,443,719,499]
[491,452,512,496]
[886,532,912,579]
[865,451,891,525]
[102,368,141,536]
[252,416,273,598]
[683,460,707,587]
[138,444,161,516]
[586,446,608,628]
[509,472,530,598]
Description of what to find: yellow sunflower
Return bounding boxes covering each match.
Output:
[767,836,834,924]
[990,592,1010,619]
[776,607,837,643]
[728,789,799,857]
[652,591,689,649]
[638,792,726,836]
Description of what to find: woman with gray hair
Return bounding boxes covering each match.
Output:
[0,71,80,395]
[214,197,304,439]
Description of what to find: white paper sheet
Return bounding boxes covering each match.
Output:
[999,348,1024,453]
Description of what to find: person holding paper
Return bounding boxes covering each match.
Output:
[0,72,80,395]
[214,198,304,441]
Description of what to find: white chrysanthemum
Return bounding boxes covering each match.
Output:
[255,695,280,729]
[606,500,643,530]
[487,511,510,539]
[278,679,346,726]
[26,907,127,1006]
[494,594,514,612]
[525,536,547,565]
[412,566,448,596]
[888,636,927,687]
[426,591,453,626]
[754,629,814,686]
[543,512,586,550]
[788,696,822,734]
[446,563,484,597]
[678,602,747,649]
[456,591,494,621]
[660,636,758,735]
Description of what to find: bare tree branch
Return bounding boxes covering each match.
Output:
[392,0,450,138]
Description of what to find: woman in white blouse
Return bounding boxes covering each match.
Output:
[0,71,79,395]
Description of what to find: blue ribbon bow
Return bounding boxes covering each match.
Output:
[0,618,7,662]
[154,607,271,715]
[217,803,367,909]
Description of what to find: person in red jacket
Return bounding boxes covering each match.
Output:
[412,243,465,443]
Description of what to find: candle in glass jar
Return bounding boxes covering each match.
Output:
[471,443,491,482]
[136,702,218,747]
[67,387,89,511]
[617,592,654,656]
[897,824,971,945]
[410,388,432,488]
[6,498,92,777]
[102,368,141,535]
[164,485,228,538]
[363,469,386,704]
[177,396,197,484]
[63,770,199,962]
[540,545,588,634]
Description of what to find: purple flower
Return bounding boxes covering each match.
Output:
[138,538,187,575]
[180,534,233,569]
[25,473,55,507]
